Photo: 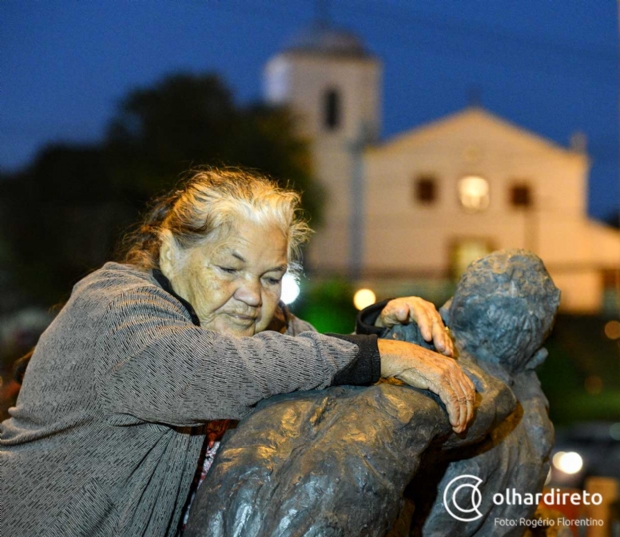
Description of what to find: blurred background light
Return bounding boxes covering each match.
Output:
[353,288,376,310]
[604,320,620,340]
[610,423,620,441]
[281,273,300,305]
[552,451,583,474]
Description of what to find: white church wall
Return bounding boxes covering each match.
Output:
[264,51,381,274]
[263,28,617,313]
[550,270,603,312]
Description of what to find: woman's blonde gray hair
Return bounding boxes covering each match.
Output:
[119,167,312,271]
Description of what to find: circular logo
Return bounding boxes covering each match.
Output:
[443,474,484,522]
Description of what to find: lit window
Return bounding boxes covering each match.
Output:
[415,175,437,204]
[324,89,341,130]
[458,176,490,212]
[510,184,532,208]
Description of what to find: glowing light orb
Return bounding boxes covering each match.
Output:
[281,273,300,305]
[604,320,620,340]
[353,289,376,311]
[552,451,583,475]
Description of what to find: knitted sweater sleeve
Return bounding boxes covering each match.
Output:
[97,284,377,426]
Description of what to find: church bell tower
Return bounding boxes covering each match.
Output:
[263,21,382,276]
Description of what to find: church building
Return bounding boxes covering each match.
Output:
[264,22,620,313]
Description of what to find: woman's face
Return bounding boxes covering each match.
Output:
[166,219,288,336]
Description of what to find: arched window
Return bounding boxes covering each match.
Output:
[323,88,341,131]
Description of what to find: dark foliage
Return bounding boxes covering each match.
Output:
[0,73,320,306]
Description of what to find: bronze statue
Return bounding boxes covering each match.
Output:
[185,250,560,537]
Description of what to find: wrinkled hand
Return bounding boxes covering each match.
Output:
[375,297,454,356]
[378,339,475,433]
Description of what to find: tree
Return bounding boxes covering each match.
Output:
[0,73,321,307]
[106,73,322,216]
[0,145,135,305]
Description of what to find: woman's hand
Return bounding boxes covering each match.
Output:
[378,339,475,434]
[375,297,454,357]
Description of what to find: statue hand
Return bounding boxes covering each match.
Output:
[378,339,475,434]
[375,297,454,356]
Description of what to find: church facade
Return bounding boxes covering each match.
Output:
[264,23,620,313]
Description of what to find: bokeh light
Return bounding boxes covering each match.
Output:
[552,451,583,474]
[353,289,376,311]
[604,320,620,339]
[281,273,300,305]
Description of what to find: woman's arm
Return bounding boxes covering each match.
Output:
[357,297,454,356]
[377,339,474,434]
[358,298,474,433]
[98,285,474,432]
[97,285,378,426]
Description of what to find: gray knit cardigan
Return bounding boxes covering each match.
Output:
[0,262,379,537]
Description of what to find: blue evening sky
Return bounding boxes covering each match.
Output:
[2,1,618,221]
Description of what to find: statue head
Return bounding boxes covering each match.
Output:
[446,249,560,375]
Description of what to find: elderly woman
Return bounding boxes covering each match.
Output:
[0,168,475,537]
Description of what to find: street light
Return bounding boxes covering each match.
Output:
[353,288,376,310]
